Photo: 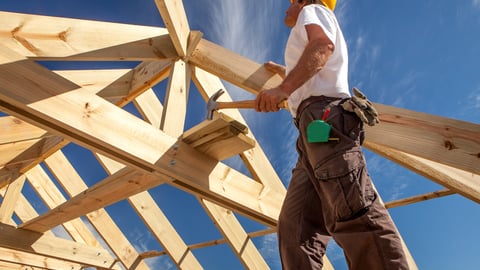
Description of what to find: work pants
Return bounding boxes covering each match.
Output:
[278,97,409,270]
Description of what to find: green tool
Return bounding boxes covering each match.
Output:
[306,107,339,143]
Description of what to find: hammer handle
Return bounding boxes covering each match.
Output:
[216,100,288,109]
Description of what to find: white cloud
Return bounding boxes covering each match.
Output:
[473,0,480,8]
[207,0,283,100]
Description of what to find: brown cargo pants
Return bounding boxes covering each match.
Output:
[278,96,409,270]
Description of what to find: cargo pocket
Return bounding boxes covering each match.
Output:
[341,108,365,145]
[314,151,376,222]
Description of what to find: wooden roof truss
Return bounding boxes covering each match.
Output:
[0,1,479,269]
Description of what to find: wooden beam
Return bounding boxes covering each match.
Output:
[0,11,177,60]
[192,67,286,192]
[55,69,134,103]
[367,103,480,175]
[95,153,202,270]
[0,247,82,270]
[44,151,151,270]
[0,116,47,144]
[0,175,26,223]
[115,60,172,107]
[0,139,40,169]
[385,189,455,209]
[0,47,282,227]
[365,141,480,203]
[25,165,103,248]
[0,223,116,269]
[0,61,171,186]
[181,113,256,161]
[0,136,67,187]
[20,166,162,232]
[134,89,164,129]
[160,60,190,135]
[200,198,269,270]
[56,61,172,106]
[190,39,283,95]
[130,192,203,269]
[155,0,191,57]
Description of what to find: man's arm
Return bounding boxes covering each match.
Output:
[255,24,334,112]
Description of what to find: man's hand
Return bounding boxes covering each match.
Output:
[255,87,289,112]
[264,61,286,79]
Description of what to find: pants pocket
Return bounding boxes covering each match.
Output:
[317,164,377,222]
[341,109,365,145]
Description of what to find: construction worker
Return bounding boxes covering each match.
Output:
[254,0,409,269]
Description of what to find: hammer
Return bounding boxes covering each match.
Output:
[206,89,288,120]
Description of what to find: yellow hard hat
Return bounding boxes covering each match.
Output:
[320,0,336,11]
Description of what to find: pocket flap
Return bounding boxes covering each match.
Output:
[314,151,364,180]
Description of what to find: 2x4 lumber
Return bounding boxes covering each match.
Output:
[0,260,48,270]
[0,115,47,144]
[115,60,172,107]
[367,103,480,175]
[134,89,164,129]
[0,11,177,60]
[0,62,170,182]
[0,185,55,238]
[0,136,67,188]
[55,69,134,103]
[200,199,269,270]
[385,189,455,209]
[159,66,266,268]
[130,193,203,269]
[143,228,275,258]
[0,61,170,185]
[160,60,190,135]
[365,141,480,203]
[56,61,172,106]
[0,116,54,179]
[20,166,162,232]
[0,223,116,269]
[181,113,256,160]
[0,247,82,270]
[25,165,103,248]
[158,84,257,267]
[0,175,26,223]
[0,47,282,227]
[0,139,40,169]
[192,67,286,192]
[96,153,202,270]
[155,0,190,57]
[190,39,283,95]
[45,151,151,270]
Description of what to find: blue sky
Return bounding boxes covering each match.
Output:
[1,0,479,269]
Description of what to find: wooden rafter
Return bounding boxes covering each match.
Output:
[0,11,177,60]
[385,189,455,209]
[45,151,150,270]
[0,223,116,269]
[0,4,478,269]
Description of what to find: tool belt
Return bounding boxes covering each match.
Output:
[294,95,344,128]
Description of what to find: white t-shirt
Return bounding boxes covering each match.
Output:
[285,4,350,117]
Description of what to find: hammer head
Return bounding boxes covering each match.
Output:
[206,89,225,120]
